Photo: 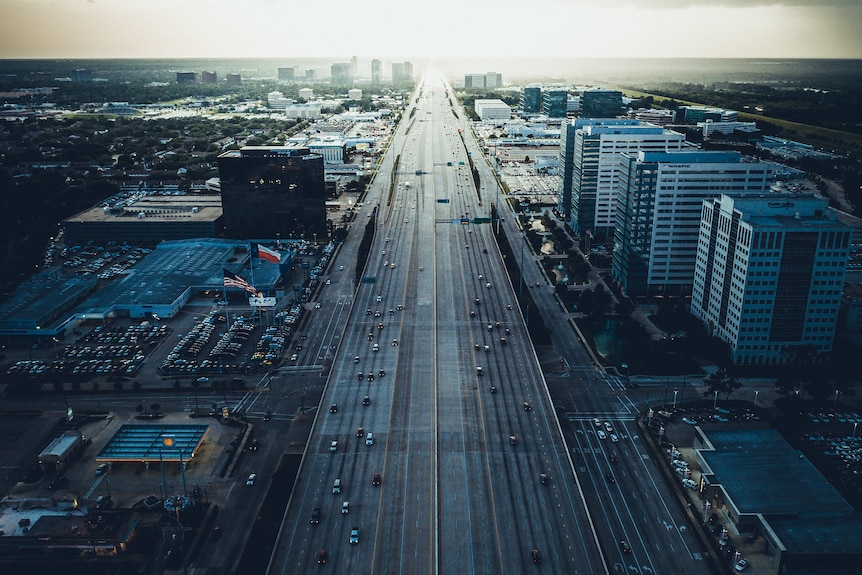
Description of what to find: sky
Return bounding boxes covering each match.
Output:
[1,0,862,60]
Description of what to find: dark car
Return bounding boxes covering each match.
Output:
[310,507,320,524]
[620,539,632,553]
[540,473,549,485]
[330,403,337,413]
[317,549,327,564]
[356,427,364,438]
[210,526,223,540]
[372,472,381,486]
[531,548,542,564]
[605,473,616,484]
[523,402,532,411]
[362,396,371,406]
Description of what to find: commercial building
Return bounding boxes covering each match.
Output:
[569,121,686,239]
[612,151,771,297]
[72,69,92,83]
[680,106,738,123]
[331,62,353,87]
[175,71,197,84]
[217,146,327,240]
[371,59,382,87]
[522,86,542,113]
[226,73,241,85]
[298,88,313,100]
[699,121,758,137]
[628,108,676,125]
[202,71,217,83]
[465,72,502,89]
[348,88,362,101]
[307,138,346,164]
[391,61,414,87]
[278,66,295,81]
[542,89,568,118]
[474,99,511,121]
[691,193,850,364]
[580,89,623,118]
[692,428,862,574]
[63,194,223,245]
[557,118,579,219]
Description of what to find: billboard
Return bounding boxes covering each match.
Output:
[249,296,277,308]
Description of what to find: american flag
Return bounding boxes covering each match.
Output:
[223,268,256,294]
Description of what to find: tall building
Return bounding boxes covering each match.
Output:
[581,89,623,118]
[371,59,382,88]
[465,74,486,89]
[474,99,511,121]
[305,69,316,80]
[72,69,92,83]
[569,121,685,239]
[392,62,414,87]
[350,55,358,78]
[522,86,542,114]
[612,151,771,297]
[201,71,217,83]
[278,67,295,81]
[680,106,738,123]
[690,193,851,365]
[226,73,242,85]
[331,63,353,87]
[485,72,502,88]
[542,89,568,118]
[557,118,579,219]
[217,146,327,240]
[176,71,197,84]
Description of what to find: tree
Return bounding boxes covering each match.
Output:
[703,369,743,400]
[150,403,160,414]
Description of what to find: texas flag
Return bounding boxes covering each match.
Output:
[251,242,281,264]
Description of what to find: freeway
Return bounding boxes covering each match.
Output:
[267,71,606,574]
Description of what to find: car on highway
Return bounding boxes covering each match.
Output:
[357,372,364,380]
[489,385,497,393]
[620,539,632,553]
[372,472,381,486]
[372,343,379,352]
[734,558,749,572]
[610,433,619,443]
[330,403,337,413]
[367,372,374,381]
[330,441,337,452]
[593,418,602,428]
[531,548,542,564]
[356,427,364,438]
[605,473,616,484]
[609,453,618,463]
[509,435,518,446]
[597,430,607,440]
[682,417,698,425]
[349,527,360,545]
[365,433,374,446]
[317,549,328,564]
[354,355,360,363]
[290,353,298,362]
[523,401,532,411]
[332,479,341,494]
[604,421,614,433]
[95,463,108,476]
[310,507,320,524]
[540,473,549,485]
[362,396,371,406]
[341,501,349,514]
[246,473,256,486]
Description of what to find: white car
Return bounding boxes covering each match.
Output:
[597,430,607,440]
[734,558,749,572]
[246,473,256,486]
[341,501,349,514]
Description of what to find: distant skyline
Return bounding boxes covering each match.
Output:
[1,0,862,61]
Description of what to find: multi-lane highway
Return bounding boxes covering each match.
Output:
[267,71,607,574]
[265,70,714,575]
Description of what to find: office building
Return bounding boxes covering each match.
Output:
[542,89,568,118]
[350,56,358,78]
[680,106,738,123]
[348,89,362,101]
[305,69,315,80]
[278,66,295,81]
[628,108,675,125]
[474,99,511,121]
[612,151,771,297]
[371,59,382,87]
[226,73,241,85]
[522,86,542,113]
[72,69,92,83]
[569,121,685,239]
[691,193,850,365]
[217,146,327,240]
[699,121,758,137]
[557,118,579,219]
[392,62,414,87]
[486,72,502,88]
[202,71,217,83]
[331,63,352,87]
[580,89,623,118]
[176,71,197,84]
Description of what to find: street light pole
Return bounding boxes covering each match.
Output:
[754,390,759,409]
[713,390,719,409]
[833,389,840,410]
[673,390,678,411]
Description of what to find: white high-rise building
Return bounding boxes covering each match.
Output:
[613,151,771,297]
[569,122,686,239]
[690,193,851,365]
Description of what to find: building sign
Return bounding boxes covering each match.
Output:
[249,296,277,308]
